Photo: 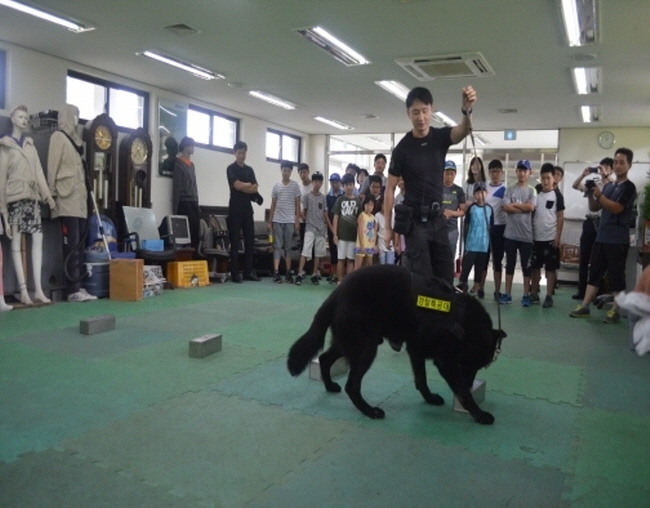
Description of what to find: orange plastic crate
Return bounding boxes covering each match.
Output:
[167,261,210,288]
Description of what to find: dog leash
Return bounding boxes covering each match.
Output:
[467,114,502,334]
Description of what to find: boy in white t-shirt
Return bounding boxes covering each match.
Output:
[530,163,565,308]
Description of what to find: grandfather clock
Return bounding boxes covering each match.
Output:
[85,114,118,217]
[118,128,153,208]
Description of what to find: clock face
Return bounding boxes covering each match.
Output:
[598,131,615,150]
[95,125,113,151]
[130,137,148,165]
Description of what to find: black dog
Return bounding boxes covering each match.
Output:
[287,265,506,424]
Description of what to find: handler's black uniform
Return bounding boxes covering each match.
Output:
[389,126,454,283]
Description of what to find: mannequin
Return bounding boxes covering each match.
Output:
[172,136,200,250]
[0,105,56,305]
[0,214,13,311]
[48,104,96,302]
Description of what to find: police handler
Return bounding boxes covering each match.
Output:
[383,86,476,283]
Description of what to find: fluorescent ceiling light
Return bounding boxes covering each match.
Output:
[0,0,94,32]
[249,91,296,110]
[560,0,598,46]
[140,51,223,80]
[581,105,600,123]
[572,67,601,94]
[433,112,457,127]
[295,26,370,66]
[375,80,410,102]
[314,116,354,130]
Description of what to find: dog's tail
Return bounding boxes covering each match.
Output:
[287,291,337,376]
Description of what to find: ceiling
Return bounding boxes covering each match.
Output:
[0,0,648,137]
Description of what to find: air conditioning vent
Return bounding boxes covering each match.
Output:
[396,52,494,81]
[163,24,201,36]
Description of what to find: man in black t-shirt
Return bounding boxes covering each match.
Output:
[383,86,477,283]
[570,148,637,323]
[226,141,263,283]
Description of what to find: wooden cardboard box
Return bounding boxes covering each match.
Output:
[110,259,144,301]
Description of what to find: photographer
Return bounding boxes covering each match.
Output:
[570,149,637,323]
[570,158,614,300]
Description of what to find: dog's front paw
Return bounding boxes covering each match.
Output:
[424,393,445,406]
[325,382,342,393]
[473,411,495,425]
[366,407,385,419]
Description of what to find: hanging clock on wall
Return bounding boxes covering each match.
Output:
[85,114,118,217]
[598,131,615,150]
[119,128,153,208]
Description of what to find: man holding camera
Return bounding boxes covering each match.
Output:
[570,148,637,323]
[570,157,614,300]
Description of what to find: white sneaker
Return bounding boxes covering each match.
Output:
[79,288,98,301]
[68,291,91,302]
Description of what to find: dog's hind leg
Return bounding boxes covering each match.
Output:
[318,346,343,393]
[345,344,384,419]
[408,351,444,406]
[436,362,494,425]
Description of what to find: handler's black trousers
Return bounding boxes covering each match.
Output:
[404,215,453,284]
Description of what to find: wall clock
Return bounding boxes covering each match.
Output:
[598,131,615,150]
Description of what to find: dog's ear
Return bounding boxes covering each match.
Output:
[493,329,507,341]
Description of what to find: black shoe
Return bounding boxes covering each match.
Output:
[243,271,261,281]
[230,273,242,283]
[571,293,585,300]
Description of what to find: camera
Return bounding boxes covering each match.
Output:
[588,167,599,174]
[585,180,597,190]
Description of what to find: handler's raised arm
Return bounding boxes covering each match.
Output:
[450,86,476,145]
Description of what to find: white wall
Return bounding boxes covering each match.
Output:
[558,127,650,245]
[0,41,310,222]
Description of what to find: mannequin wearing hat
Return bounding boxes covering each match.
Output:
[0,105,56,305]
[48,104,97,302]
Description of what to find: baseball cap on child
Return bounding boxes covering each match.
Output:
[444,160,457,171]
[473,183,487,194]
[341,173,355,185]
[329,173,341,181]
[516,159,532,170]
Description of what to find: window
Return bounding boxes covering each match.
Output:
[266,128,301,164]
[187,105,239,152]
[66,70,148,130]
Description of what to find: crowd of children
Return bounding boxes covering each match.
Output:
[267,156,401,286]
[452,158,565,309]
[264,152,637,327]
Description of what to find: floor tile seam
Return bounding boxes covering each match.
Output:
[241,421,359,507]
[48,445,218,507]
[483,389,585,408]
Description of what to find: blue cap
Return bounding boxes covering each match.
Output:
[516,159,532,170]
[329,173,341,181]
[444,160,457,171]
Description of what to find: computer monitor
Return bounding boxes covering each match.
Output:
[162,215,191,246]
